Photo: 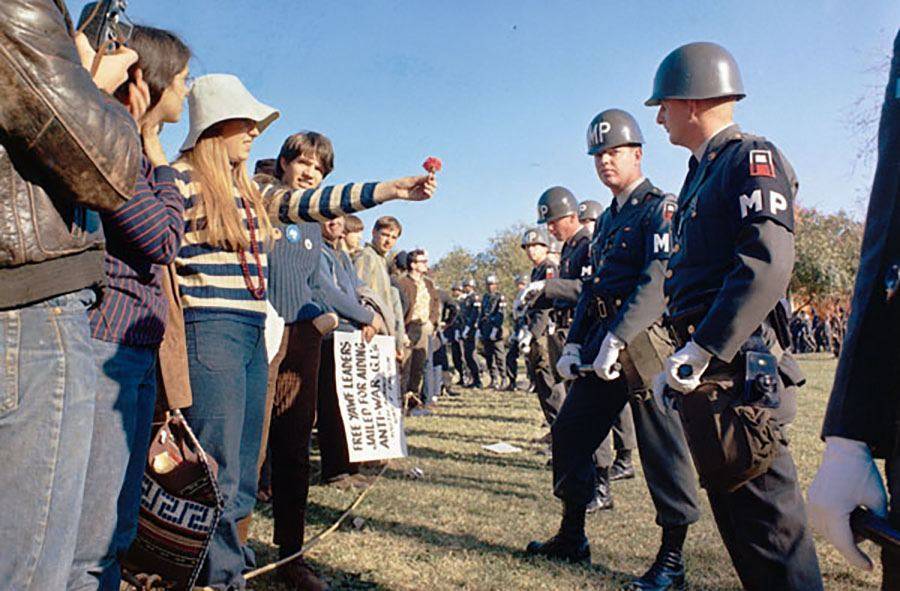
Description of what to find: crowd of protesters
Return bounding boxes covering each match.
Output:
[0,3,439,589]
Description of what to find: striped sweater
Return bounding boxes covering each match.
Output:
[260,176,379,225]
[172,167,381,325]
[89,158,184,346]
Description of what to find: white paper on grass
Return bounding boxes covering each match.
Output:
[482,442,523,454]
[333,331,407,462]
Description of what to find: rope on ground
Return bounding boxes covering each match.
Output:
[244,461,390,581]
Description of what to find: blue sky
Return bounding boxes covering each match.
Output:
[71,1,899,258]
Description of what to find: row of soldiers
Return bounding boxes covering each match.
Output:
[501,41,822,591]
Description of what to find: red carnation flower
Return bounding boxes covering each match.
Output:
[423,156,442,174]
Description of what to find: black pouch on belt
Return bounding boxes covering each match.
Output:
[742,335,780,409]
[677,338,787,493]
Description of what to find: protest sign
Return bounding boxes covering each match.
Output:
[333,331,407,462]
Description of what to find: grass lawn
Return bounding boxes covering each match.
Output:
[245,353,882,590]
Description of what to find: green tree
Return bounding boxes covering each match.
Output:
[430,246,476,292]
[431,224,536,327]
[791,207,863,310]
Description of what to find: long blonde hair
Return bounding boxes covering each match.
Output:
[180,132,273,251]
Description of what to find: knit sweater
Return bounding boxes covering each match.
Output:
[173,162,268,325]
[258,176,380,324]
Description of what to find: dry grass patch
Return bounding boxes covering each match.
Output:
[246,353,881,590]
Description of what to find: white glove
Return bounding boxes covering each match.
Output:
[521,281,546,305]
[592,333,625,381]
[664,340,713,393]
[462,326,471,339]
[490,327,499,340]
[475,328,482,340]
[518,330,533,354]
[454,329,461,341]
[651,372,671,415]
[555,343,582,381]
[807,437,888,571]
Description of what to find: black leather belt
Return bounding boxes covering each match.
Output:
[595,295,623,320]
[664,304,709,348]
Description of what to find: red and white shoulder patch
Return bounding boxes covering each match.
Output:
[749,149,776,178]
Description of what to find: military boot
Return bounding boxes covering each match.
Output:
[526,504,590,564]
[631,525,688,590]
[631,549,685,590]
[610,449,635,481]
[586,467,614,513]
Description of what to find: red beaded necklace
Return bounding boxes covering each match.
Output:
[237,196,266,300]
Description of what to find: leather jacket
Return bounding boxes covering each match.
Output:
[0,0,141,308]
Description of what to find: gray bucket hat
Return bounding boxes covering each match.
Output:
[180,74,280,152]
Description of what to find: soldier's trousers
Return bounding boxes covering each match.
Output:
[544,330,571,422]
[551,371,700,529]
[544,328,623,469]
[450,339,464,381]
[463,336,482,385]
[593,405,637,467]
[504,344,519,386]
[482,338,506,385]
[675,375,822,590]
[528,335,561,424]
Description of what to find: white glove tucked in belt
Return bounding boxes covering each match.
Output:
[592,333,625,381]
[555,343,582,381]
[521,280,546,306]
[664,340,712,393]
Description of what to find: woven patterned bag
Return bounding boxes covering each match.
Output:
[122,410,223,590]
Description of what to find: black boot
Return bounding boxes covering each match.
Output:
[526,504,590,563]
[610,449,635,481]
[631,526,687,590]
[586,468,614,513]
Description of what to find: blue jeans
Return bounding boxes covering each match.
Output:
[0,288,98,590]
[69,339,158,590]
[183,319,267,590]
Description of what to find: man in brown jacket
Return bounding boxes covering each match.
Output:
[396,249,441,407]
[0,1,142,587]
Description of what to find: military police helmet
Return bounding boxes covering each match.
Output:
[515,275,527,285]
[465,278,476,288]
[536,186,579,224]
[521,226,550,249]
[586,109,644,155]
[645,42,745,107]
[451,283,462,291]
[486,274,498,285]
[578,200,604,223]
